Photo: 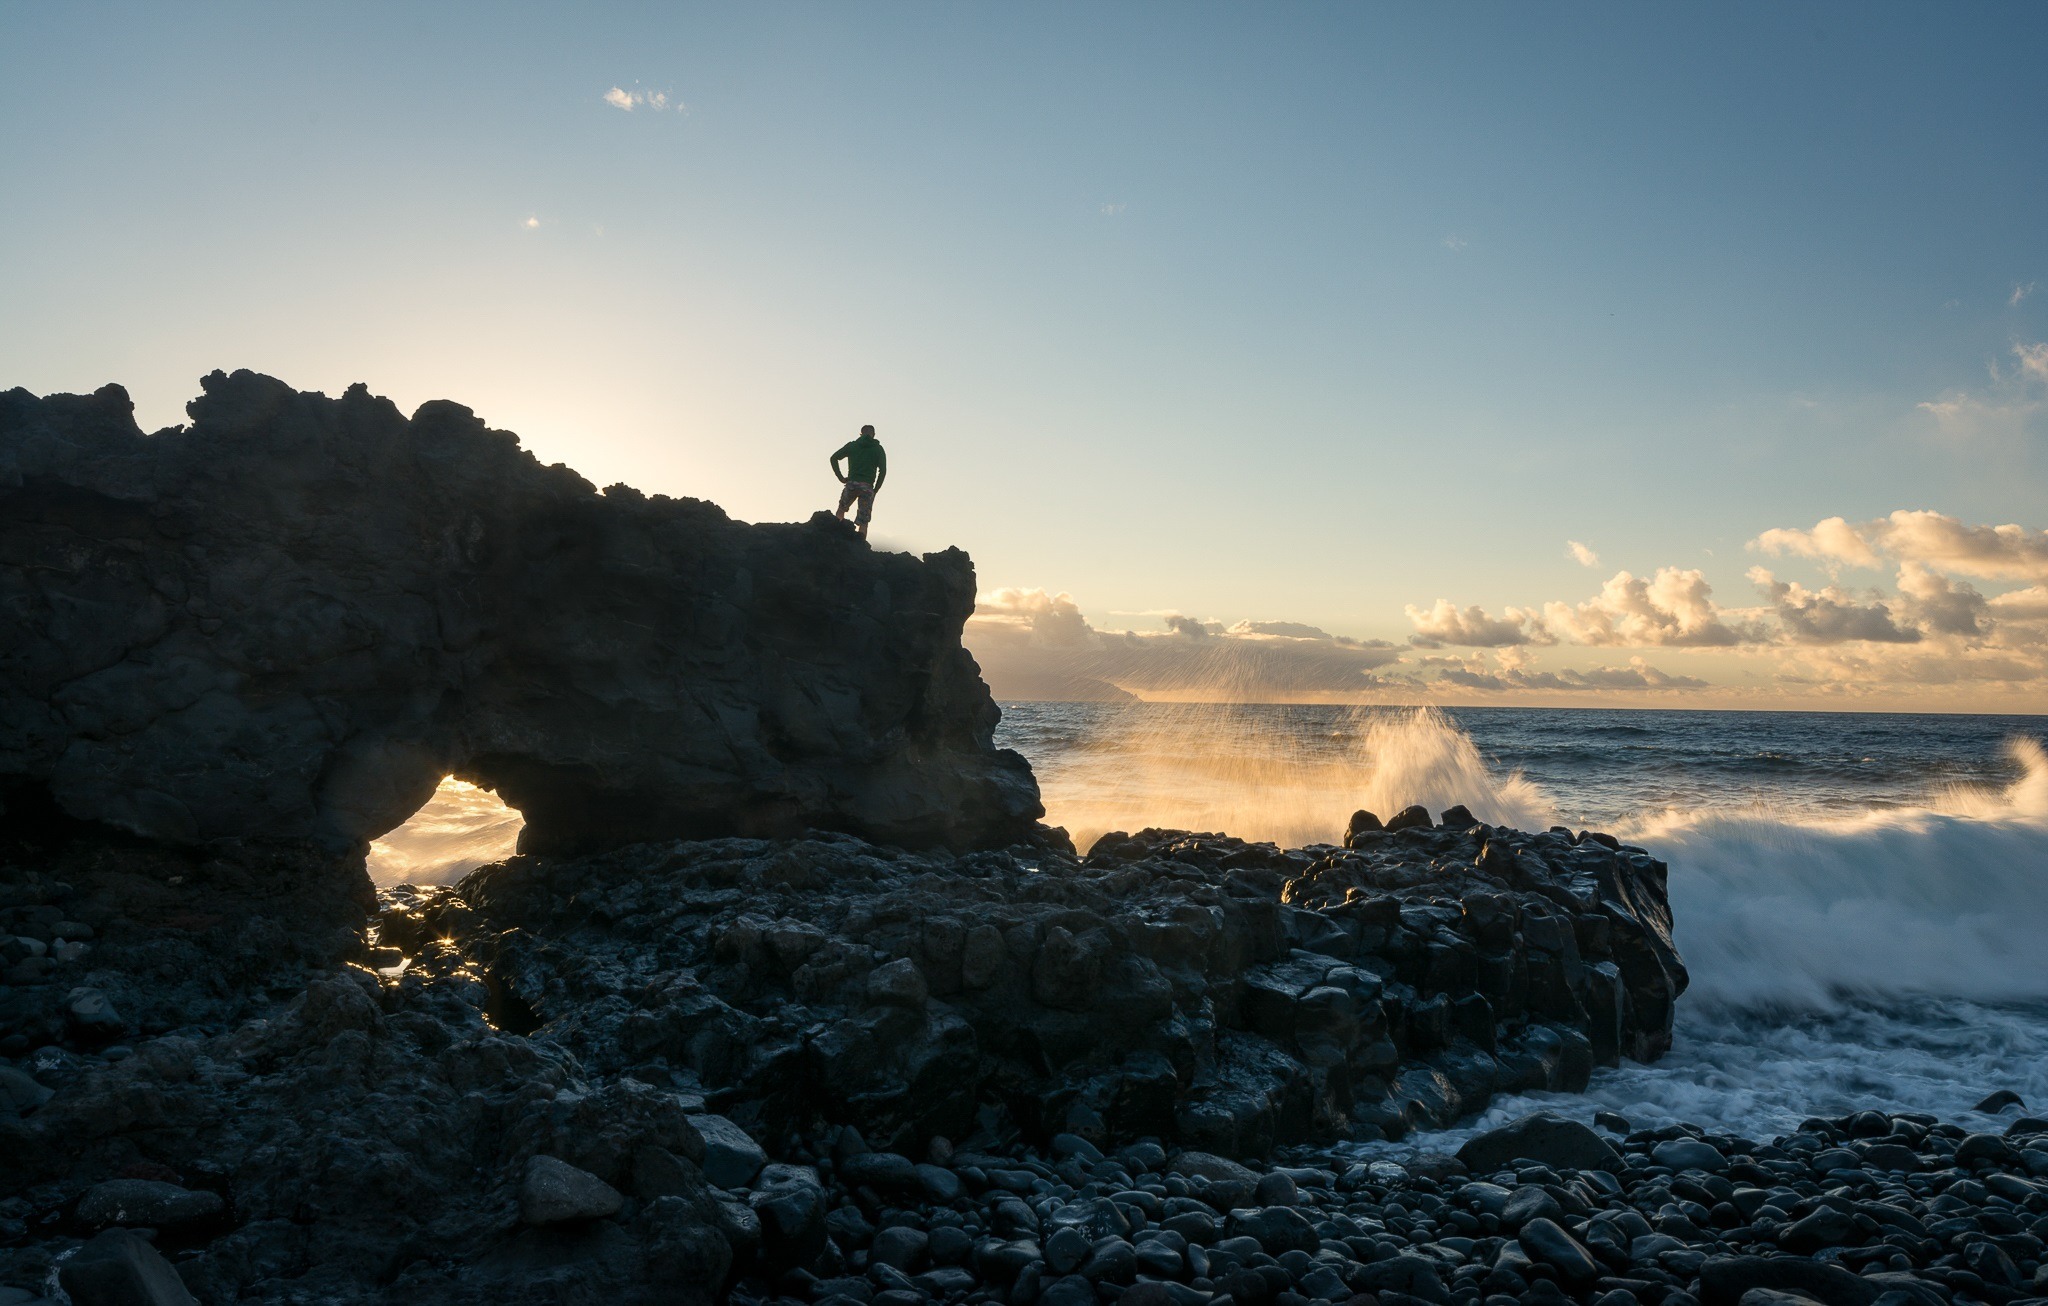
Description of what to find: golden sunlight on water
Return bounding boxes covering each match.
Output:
[366,777,524,888]
[1032,705,1555,855]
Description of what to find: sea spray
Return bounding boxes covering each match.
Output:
[1027,703,1554,852]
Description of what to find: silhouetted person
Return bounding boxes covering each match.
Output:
[831,424,887,539]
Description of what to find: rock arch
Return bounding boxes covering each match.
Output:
[1,371,1041,864]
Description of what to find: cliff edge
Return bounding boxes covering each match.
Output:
[0,370,1042,859]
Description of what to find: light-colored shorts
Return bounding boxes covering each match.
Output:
[837,479,877,524]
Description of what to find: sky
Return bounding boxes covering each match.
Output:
[5,3,2047,710]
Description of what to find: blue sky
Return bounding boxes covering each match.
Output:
[5,3,2047,707]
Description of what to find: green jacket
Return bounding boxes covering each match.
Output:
[832,435,887,488]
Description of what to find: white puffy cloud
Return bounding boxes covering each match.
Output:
[1543,568,1752,647]
[1754,510,2048,582]
[1567,540,1600,567]
[1404,600,1553,648]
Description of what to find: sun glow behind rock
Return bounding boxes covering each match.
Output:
[366,777,524,887]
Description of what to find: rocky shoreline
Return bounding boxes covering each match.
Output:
[4,374,2039,1305]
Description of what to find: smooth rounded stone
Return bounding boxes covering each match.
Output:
[57,1227,197,1306]
[687,1113,766,1188]
[1053,1133,1105,1163]
[1038,1275,1097,1306]
[1048,1197,1131,1242]
[1081,1237,1136,1282]
[76,1180,224,1229]
[1458,1182,1514,1217]
[872,1291,922,1306]
[1225,1206,1319,1256]
[1254,1172,1299,1206]
[1120,1284,1177,1306]
[1499,1186,1563,1230]
[1456,1114,1622,1176]
[1298,1264,1349,1301]
[912,1266,977,1297]
[520,1155,624,1225]
[1121,1142,1168,1173]
[1594,1112,1632,1134]
[1738,1294,1826,1306]
[1135,1240,1185,1277]
[928,1225,973,1265]
[1697,1255,1885,1306]
[1045,1227,1091,1275]
[1171,1151,1260,1208]
[841,1151,921,1192]
[1518,1218,1599,1284]
[1808,1148,1859,1173]
[1973,1089,2026,1113]
[1162,1210,1219,1244]
[1652,1139,1729,1173]
[992,1197,1040,1237]
[1352,1253,1449,1303]
[1777,1208,1861,1253]
[1855,1144,1922,1174]
[1961,1240,2023,1288]
[871,1226,930,1271]
[915,1163,963,1203]
[1953,1132,2019,1167]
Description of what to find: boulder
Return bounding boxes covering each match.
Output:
[76,1179,225,1229]
[687,1115,766,1189]
[57,1227,198,1306]
[520,1154,625,1225]
[1456,1113,1623,1174]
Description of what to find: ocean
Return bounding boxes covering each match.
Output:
[996,701,2048,1150]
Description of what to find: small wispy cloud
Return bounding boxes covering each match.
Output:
[1100,202,1126,217]
[2013,281,2038,308]
[522,216,541,230]
[1567,540,1600,568]
[603,85,683,113]
[1441,234,1468,251]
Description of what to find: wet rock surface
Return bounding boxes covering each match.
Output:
[3,804,1692,1302]
[0,372,1040,858]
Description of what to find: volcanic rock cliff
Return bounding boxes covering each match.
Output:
[0,370,1041,858]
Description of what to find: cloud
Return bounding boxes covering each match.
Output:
[1754,510,2048,582]
[2018,341,2048,383]
[1988,585,2048,622]
[1441,234,1468,251]
[1404,600,1552,648]
[603,85,682,112]
[2015,282,2038,308]
[1543,568,1753,647]
[967,588,1403,701]
[1427,651,1706,693]
[1100,203,1126,216]
[1747,568,1920,644]
[522,216,541,230]
[1567,540,1600,567]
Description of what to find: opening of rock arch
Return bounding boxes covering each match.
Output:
[366,777,524,887]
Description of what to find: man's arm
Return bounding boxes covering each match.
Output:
[873,445,887,491]
[829,441,853,482]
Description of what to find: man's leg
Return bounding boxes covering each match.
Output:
[855,484,875,539]
[835,480,858,519]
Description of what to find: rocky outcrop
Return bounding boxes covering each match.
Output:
[0,371,1041,859]
[0,809,1685,1302]
[402,811,1683,1161]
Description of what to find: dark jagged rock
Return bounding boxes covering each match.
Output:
[0,372,1040,860]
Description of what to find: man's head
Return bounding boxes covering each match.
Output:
[860,424,876,438]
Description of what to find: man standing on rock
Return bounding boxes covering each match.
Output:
[830,424,887,540]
